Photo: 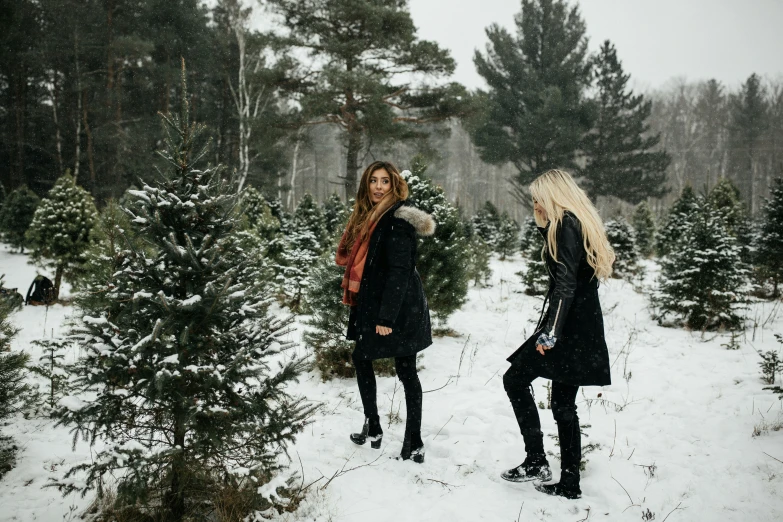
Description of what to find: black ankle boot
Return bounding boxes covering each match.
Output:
[350,415,383,449]
[501,454,552,482]
[534,469,581,499]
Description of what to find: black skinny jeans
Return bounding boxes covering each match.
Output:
[503,360,581,471]
[353,354,423,449]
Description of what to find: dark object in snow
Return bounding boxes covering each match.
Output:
[25,275,55,306]
[534,469,582,499]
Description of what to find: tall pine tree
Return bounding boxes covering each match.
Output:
[656,185,700,257]
[756,178,783,297]
[582,41,670,204]
[55,66,312,520]
[470,0,593,198]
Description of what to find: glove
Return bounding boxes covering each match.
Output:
[536,332,557,349]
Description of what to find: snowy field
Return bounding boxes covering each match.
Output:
[1,244,782,522]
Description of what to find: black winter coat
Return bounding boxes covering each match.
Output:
[347,201,435,361]
[507,212,611,386]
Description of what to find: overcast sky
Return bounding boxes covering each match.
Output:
[408,0,783,92]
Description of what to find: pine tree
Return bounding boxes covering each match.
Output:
[756,178,783,297]
[708,177,753,262]
[268,0,462,198]
[520,218,549,296]
[0,275,28,479]
[26,174,98,299]
[605,218,641,280]
[241,186,281,238]
[472,201,501,246]
[0,185,40,253]
[322,192,349,241]
[631,201,656,258]
[30,336,70,414]
[303,257,395,379]
[403,158,470,326]
[656,185,700,257]
[470,0,593,197]
[55,68,312,520]
[276,228,321,313]
[292,193,328,252]
[465,236,493,287]
[495,212,520,260]
[652,199,748,331]
[582,41,670,203]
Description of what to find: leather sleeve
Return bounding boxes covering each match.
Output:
[543,216,582,338]
[377,222,414,328]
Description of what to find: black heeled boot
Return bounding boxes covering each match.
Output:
[535,419,581,499]
[350,415,383,449]
[501,428,551,482]
[399,431,425,463]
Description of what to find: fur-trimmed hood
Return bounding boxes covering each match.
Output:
[394,204,436,237]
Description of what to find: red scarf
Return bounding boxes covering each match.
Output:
[335,196,396,306]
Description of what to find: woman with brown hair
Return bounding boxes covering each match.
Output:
[336,161,435,463]
[501,169,615,499]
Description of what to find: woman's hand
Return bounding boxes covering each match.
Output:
[376,325,393,336]
[535,332,557,355]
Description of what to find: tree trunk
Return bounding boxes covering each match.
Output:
[53,264,63,301]
[167,415,187,521]
[73,29,82,182]
[82,91,96,195]
[13,68,26,188]
[51,71,64,176]
[345,129,360,200]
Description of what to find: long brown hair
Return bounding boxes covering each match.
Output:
[344,161,409,249]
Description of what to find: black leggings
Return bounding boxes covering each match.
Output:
[353,354,423,449]
[503,359,580,470]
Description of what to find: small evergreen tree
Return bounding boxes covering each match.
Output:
[26,174,98,299]
[292,193,328,251]
[520,218,549,296]
[30,336,71,415]
[322,192,349,241]
[472,201,501,246]
[495,212,520,260]
[0,275,28,479]
[656,185,700,257]
[466,235,493,287]
[605,218,642,280]
[303,257,394,379]
[756,178,783,297]
[403,157,470,326]
[55,68,312,520]
[709,177,753,262]
[0,185,40,253]
[652,199,748,330]
[631,201,656,258]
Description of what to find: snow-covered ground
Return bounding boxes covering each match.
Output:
[1,245,782,522]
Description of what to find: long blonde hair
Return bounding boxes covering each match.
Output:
[530,169,615,281]
[344,161,409,249]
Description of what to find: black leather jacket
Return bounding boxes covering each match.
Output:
[538,212,594,338]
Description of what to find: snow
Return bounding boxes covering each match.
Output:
[1,247,783,521]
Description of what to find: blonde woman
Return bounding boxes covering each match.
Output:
[501,169,615,499]
[336,161,435,463]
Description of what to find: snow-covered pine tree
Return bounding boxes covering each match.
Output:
[631,201,656,257]
[472,201,501,247]
[26,174,98,299]
[708,177,753,262]
[605,218,642,280]
[466,235,492,287]
[292,193,328,252]
[495,212,520,260]
[241,186,280,237]
[0,275,28,479]
[322,192,349,242]
[30,336,70,414]
[756,178,783,297]
[655,185,699,257]
[520,217,549,296]
[652,198,749,330]
[403,157,470,326]
[266,195,292,234]
[303,257,395,379]
[0,184,40,253]
[55,67,312,520]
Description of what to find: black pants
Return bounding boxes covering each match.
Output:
[353,354,423,449]
[503,358,581,473]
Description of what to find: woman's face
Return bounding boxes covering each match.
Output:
[534,199,548,222]
[369,168,392,204]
